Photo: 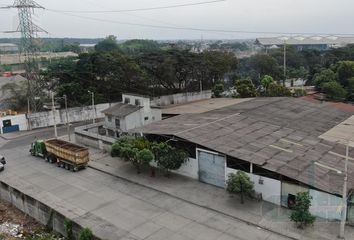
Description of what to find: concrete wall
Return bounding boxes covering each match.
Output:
[0,103,111,134]
[0,182,95,240]
[309,189,342,221]
[149,157,199,180]
[152,90,212,107]
[75,123,115,152]
[225,168,281,206]
[281,181,342,221]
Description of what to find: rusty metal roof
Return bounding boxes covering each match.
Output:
[133,97,354,195]
[102,103,142,118]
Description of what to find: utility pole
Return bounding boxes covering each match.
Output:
[283,40,287,87]
[51,91,57,138]
[63,95,71,141]
[339,142,350,239]
[88,91,95,124]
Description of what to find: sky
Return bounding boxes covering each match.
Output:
[1,0,354,40]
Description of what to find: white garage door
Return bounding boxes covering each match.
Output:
[198,150,225,188]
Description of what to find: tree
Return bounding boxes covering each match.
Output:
[322,81,347,101]
[134,149,154,173]
[346,77,354,101]
[234,78,257,98]
[212,83,224,98]
[249,54,281,80]
[336,61,354,87]
[290,192,316,229]
[152,142,189,176]
[111,137,153,173]
[226,171,254,204]
[260,75,274,94]
[313,69,337,90]
[95,35,119,52]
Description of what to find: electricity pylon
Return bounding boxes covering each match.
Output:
[4,0,46,113]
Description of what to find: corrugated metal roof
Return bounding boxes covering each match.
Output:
[132,97,354,195]
[257,36,354,46]
[0,43,17,47]
[102,103,142,118]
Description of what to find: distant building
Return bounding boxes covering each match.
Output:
[256,36,354,51]
[102,94,162,138]
[0,43,18,53]
[79,44,96,53]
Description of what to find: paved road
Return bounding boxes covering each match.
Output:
[0,122,86,150]
[0,131,290,240]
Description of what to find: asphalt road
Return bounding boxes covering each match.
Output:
[0,122,87,150]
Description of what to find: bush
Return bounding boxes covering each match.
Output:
[153,142,189,176]
[292,89,307,98]
[267,83,292,97]
[226,171,254,204]
[212,83,224,98]
[290,192,316,229]
[64,219,73,240]
[111,137,153,173]
[79,228,93,240]
[322,81,347,101]
[234,79,258,98]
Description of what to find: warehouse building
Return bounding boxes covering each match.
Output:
[133,97,354,222]
[256,36,354,51]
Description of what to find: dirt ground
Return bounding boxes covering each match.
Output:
[0,200,53,240]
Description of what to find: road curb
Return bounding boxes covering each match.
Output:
[88,164,299,240]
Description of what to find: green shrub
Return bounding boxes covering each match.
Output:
[290,192,316,229]
[234,78,258,98]
[78,228,93,240]
[292,89,307,97]
[322,81,347,101]
[226,171,254,204]
[64,219,73,240]
[267,83,292,97]
[212,83,224,98]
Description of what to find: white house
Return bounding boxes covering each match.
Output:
[102,94,162,138]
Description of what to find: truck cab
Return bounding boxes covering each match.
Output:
[30,140,47,157]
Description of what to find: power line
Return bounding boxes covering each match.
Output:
[47,10,354,37]
[47,0,226,13]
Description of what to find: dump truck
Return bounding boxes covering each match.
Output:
[30,139,89,171]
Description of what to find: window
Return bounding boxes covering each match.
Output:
[107,116,112,122]
[135,99,141,106]
[124,97,130,104]
[144,116,149,121]
[115,118,120,129]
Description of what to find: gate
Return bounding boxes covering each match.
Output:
[198,150,225,188]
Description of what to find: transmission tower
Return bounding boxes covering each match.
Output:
[5,0,46,113]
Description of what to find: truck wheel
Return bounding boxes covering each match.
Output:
[65,164,70,171]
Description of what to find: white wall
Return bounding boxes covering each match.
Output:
[0,103,111,133]
[310,189,342,221]
[150,157,199,180]
[152,90,212,107]
[225,168,281,206]
[174,157,199,179]
[0,114,28,132]
[281,181,342,221]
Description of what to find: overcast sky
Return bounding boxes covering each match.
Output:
[1,0,354,40]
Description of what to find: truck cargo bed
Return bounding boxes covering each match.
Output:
[44,139,89,167]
